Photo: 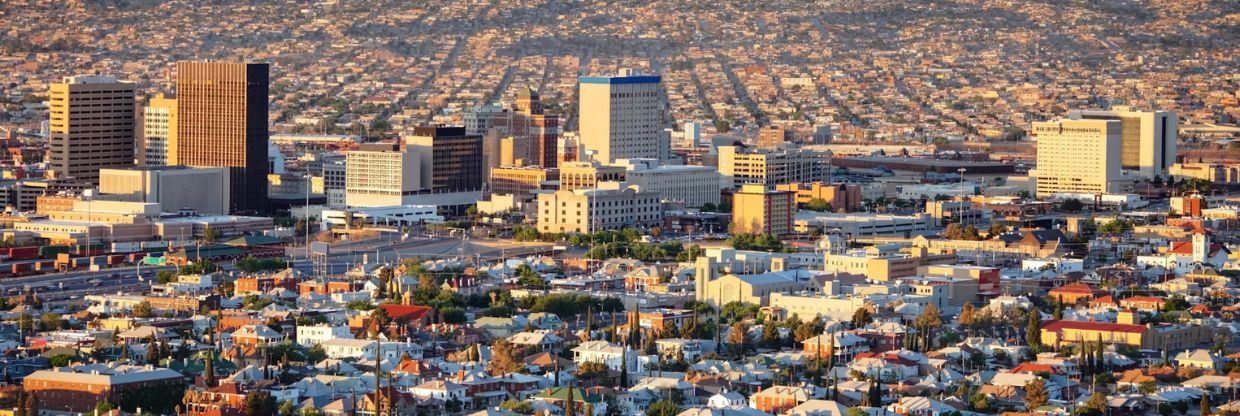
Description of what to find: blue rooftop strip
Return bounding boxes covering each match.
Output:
[578,75,662,84]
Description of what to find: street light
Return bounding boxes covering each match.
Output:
[304,173,312,261]
[957,168,967,228]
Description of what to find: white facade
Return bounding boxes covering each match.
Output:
[716,145,820,189]
[617,159,721,207]
[321,205,443,227]
[344,145,428,207]
[1021,258,1085,273]
[578,72,665,163]
[295,325,353,347]
[572,341,637,371]
[142,95,174,166]
[1068,106,1177,178]
[1033,119,1122,197]
[684,121,701,147]
[536,184,662,233]
[411,381,467,402]
[768,293,871,323]
[793,211,936,236]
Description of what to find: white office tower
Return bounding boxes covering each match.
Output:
[1067,106,1177,178]
[1033,119,1121,198]
[142,94,176,166]
[684,121,701,147]
[578,70,665,163]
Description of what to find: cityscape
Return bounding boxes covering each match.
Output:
[0,0,1239,415]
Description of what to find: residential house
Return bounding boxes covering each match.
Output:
[507,331,564,352]
[749,385,811,414]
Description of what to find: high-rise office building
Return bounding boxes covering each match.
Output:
[464,88,560,169]
[1033,119,1122,197]
[578,70,664,163]
[142,94,177,166]
[514,88,560,168]
[47,76,136,183]
[1068,106,1177,178]
[404,126,484,192]
[175,61,270,214]
[684,121,701,147]
[344,143,426,208]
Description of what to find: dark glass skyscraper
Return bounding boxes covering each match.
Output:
[175,61,270,214]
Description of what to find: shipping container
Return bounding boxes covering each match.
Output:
[111,242,141,254]
[107,255,125,265]
[39,246,71,259]
[7,247,38,261]
[127,253,147,263]
[70,257,89,269]
[74,244,105,255]
[141,241,169,250]
[11,263,32,274]
[34,261,53,272]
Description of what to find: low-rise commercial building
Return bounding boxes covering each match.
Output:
[794,212,936,236]
[25,363,185,414]
[716,145,821,189]
[99,166,230,215]
[775,182,862,212]
[536,183,662,233]
[617,159,721,207]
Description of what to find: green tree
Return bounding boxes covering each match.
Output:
[727,322,751,358]
[913,304,943,351]
[851,307,872,328]
[95,402,115,414]
[244,390,277,416]
[499,400,534,414]
[202,226,218,242]
[1059,198,1085,212]
[279,400,297,416]
[803,198,833,212]
[1025,309,1042,353]
[489,339,527,374]
[204,351,217,386]
[647,399,681,416]
[1024,378,1048,411]
[132,301,153,318]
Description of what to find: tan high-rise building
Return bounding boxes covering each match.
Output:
[732,183,796,235]
[47,75,136,183]
[1068,106,1177,178]
[142,94,177,166]
[1033,119,1121,197]
[344,143,427,208]
[175,61,270,213]
[578,71,666,163]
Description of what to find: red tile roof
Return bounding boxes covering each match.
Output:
[1050,283,1095,294]
[1120,296,1165,306]
[1010,363,1058,374]
[1169,241,1228,257]
[378,304,432,321]
[1041,320,1148,334]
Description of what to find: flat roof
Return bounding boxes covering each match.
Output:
[579,75,662,85]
